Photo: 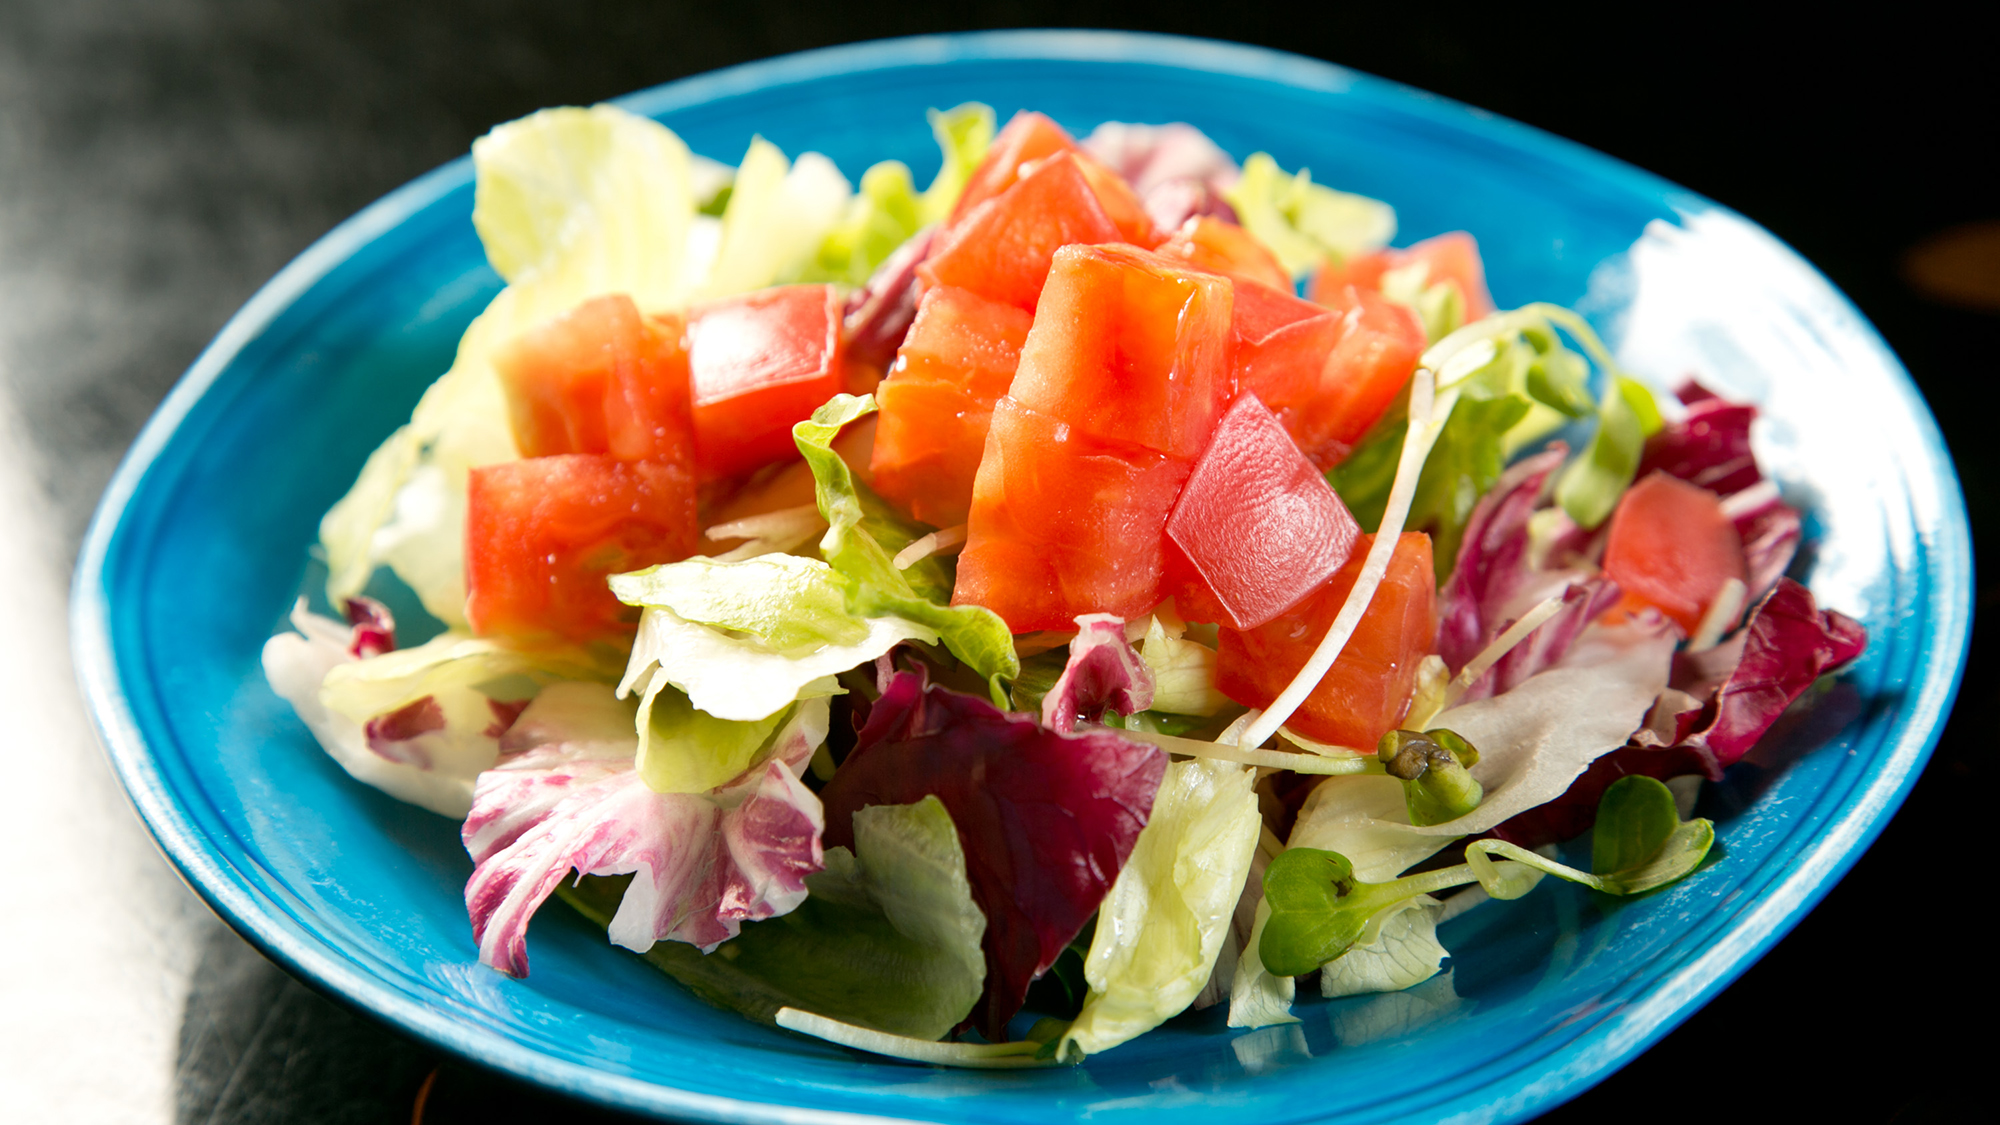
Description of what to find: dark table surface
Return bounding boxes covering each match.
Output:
[3,4,1991,1122]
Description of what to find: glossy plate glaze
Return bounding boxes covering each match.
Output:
[73,30,1969,1125]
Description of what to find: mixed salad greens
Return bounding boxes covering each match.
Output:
[263,101,1866,1065]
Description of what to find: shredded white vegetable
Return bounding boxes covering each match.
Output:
[893,523,968,570]
[1109,724,1373,775]
[776,1008,1058,1067]
[1686,577,1747,653]
[1435,590,1571,713]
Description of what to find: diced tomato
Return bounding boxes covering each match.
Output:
[493,294,694,468]
[870,286,1035,527]
[465,455,697,645]
[1272,286,1425,469]
[1603,471,1748,634]
[686,284,844,482]
[953,398,1192,632]
[1008,243,1235,460]
[920,156,1126,313]
[1073,155,1161,247]
[1231,279,1344,412]
[1311,231,1496,321]
[1157,217,1292,292]
[1216,532,1437,748]
[948,111,1078,226]
[1167,395,1362,631]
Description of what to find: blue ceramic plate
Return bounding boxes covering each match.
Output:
[73,30,1969,1125]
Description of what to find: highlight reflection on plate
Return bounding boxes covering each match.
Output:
[73,30,1969,1125]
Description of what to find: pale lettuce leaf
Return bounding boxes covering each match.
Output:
[700,137,852,297]
[1319,895,1448,999]
[1222,152,1395,280]
[462,682,828,975]
[1063,758,1262,1057]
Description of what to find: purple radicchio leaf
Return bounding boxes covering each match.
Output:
[1667,577,1867,777]
[1638,381,1762,497]
[1436,444,1569,671]
[462,683,827,977]
[842,227,935,372]
[1041,614,1155,732]
[1079,121,1242,231]
[1725,482,1804,601]
[343,596,396,658]
[365,695,445,768]
[1459,578,1626,703]
[1488,577,1866,847]
[820,664,1167,1041]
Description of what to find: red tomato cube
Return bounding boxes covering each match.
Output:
[870,285,1036,528]
[947,110,1078,226]
[1073,154,1161,247]
[953,398,1192,633]
[1231,278,1344,413]
[465,455,697,645]
[919,155,1126,312]
[1273,286,1425,469]
[1217,532,1437,748]
[1168,394,1362,631]
[1008,243,1235,460]
[687,284,844,482]
[1311,230,1496,321]
[1603,471,1748,634]
[493,294,694,468]
[1157,217,1292,292]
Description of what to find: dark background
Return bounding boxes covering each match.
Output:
[4,3,1991,1122]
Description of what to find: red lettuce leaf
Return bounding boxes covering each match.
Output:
[1488,577,1865,847]
[1638,383,1761,496]
[1436,444,1569,671]
[1731,485,1804,600]
[819,665,1167,1041]
[1671,577,1867,774]
[841,227,934,372]
[1464,578,1626,702]
[1041,614,1154,732]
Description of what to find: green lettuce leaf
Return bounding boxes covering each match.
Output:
[1222,152,1396,280]
[1555,375,1665,530]
[699,136,852,297]
[560,795,987,1040]
[615,581,932,725]
[795,395,1020,695]
[1139,616,1231,716]
[801,103,995,286]
[1318,895,1447,999]
[633,683,799,794]
[1061,758,1262,1058]
[610,555,868,655]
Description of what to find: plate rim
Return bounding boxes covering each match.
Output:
[69,27,1973,1125]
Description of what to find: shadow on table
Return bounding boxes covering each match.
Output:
[174,923,649,1124]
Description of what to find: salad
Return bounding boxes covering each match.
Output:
[263,101,1866,1065]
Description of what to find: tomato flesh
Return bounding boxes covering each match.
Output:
[1167,395,1362,631]
[1073,154,1161,247]
[466,454,697,645]
[1217,532,1437,748]
[687,284,844,482]
[1008,243,1235,460]
[1157,217,1291,292]
[870,285,1035,528]
[1273,286,1425,469]
[1231,278,1344,414]
[493,294,694,467]
[1311,231,1496,321]
[953,398,1192,632]
[920,155,1125,313]
[947,111,1078,226]
[1603,471,1748,634]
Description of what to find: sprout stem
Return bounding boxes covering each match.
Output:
[775,1009,1059,1068]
